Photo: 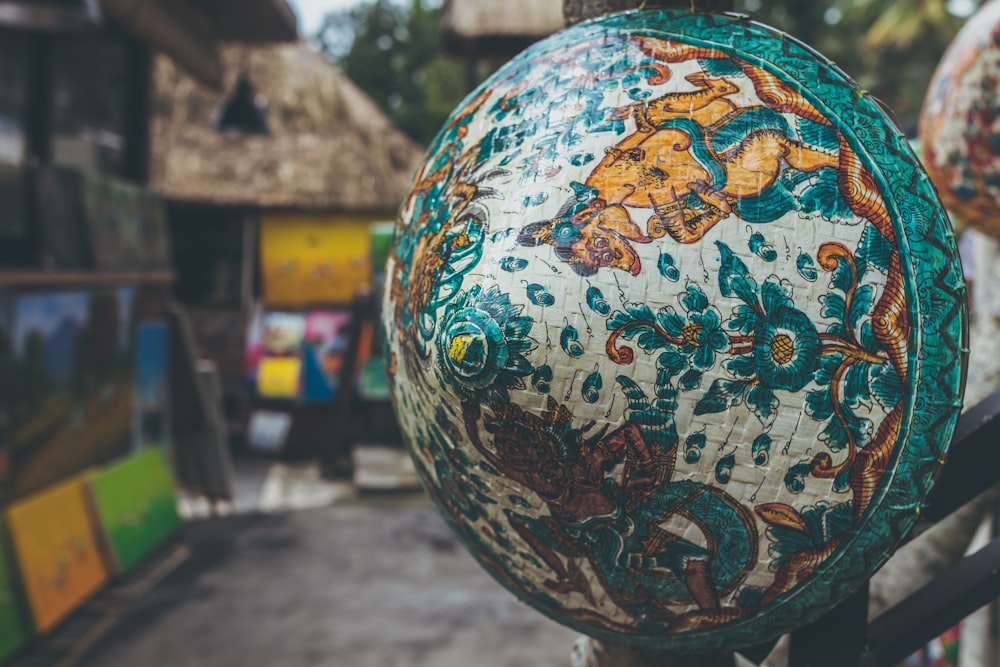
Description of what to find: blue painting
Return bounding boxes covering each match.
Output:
[134,321,169,450]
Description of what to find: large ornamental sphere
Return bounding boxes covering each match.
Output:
[921,0,1000,234]
[384,10,967,652]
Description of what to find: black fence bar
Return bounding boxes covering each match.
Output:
[786,582,870,667]
[919,388,1000,527]
[738,638,780,665]
[868,534,1000,666]
[321,293,369,479]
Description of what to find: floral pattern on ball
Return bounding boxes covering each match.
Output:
[384,9,966,653]
[921,0,1000,234]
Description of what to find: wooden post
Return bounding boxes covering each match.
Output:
[465,38,479,94]
[321,293,369,479]
[122,35,152,184]
[572,638,738,667]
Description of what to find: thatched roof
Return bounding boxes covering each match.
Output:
[150,42,424,213]
[441,0,563,56]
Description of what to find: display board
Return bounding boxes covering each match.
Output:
[259,216,373,307]
[0,164,27,249]
[246,308,354,402]
[87,448,182,573]
[371,221,396,273]
[80,171,171,272]
[5,475,109,633]
[33,166,92,270]
[384,10,967,652]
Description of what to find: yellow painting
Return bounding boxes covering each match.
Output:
[260,215,376,306]
[5,474,109,633]
[257,357,302,399]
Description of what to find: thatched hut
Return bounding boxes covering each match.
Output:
[440,0,564,57]
[150,42,423,444]
[440,0,563,89]
[151,43,421,211]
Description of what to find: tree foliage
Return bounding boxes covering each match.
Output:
[317,0,989,144]
[315,0,476,146]
[737,0,988,129]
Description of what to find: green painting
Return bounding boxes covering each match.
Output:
[87,449,182,574]
[0,528,29,661]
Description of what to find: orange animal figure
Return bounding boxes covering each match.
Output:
[641,72,740,124]
[519,69,840,276]
[592,74,839,241]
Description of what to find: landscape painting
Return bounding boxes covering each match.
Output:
[0,287,137,503]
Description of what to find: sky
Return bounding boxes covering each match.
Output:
[12,288,136,355]
[13,292,90,354]
[287,0,362,36]
[287,0,442,37]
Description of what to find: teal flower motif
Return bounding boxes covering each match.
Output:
[751,303,820,393]
[581,370,603,403]
[752,433,772,466]
[436,285,536,402]
[726,281,820,394]
[523,192,548,207]
[715,453,736,484]
[748,232,777,262]
[687,308,730,370]
[699,266,820,419]
[499,256,529,273]
[608,285,730,394]
[560,324,585,358]
[796,252,818,282]
[659,285,730,374]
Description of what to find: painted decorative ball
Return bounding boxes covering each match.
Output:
[383,9,967,652]
[921,0,1000,234]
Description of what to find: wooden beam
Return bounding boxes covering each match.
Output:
[211,0,298,43]
[0,270,175,286]
[99,0,223,90]
[122,35,152,183]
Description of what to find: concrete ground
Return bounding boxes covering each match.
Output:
[19,451,976,667]
[29,491,579,667]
